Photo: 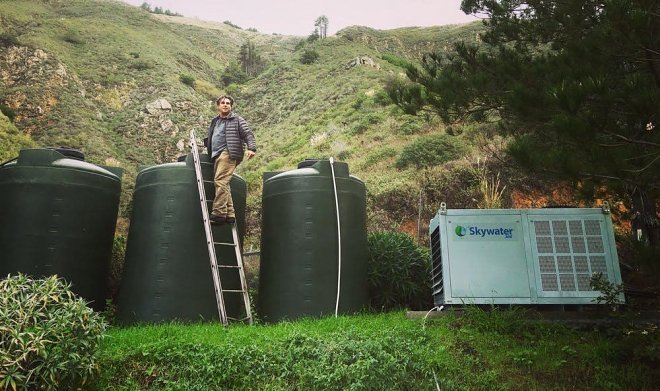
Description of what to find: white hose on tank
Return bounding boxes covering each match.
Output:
[330,157,342,317]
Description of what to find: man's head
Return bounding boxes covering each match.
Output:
[216,95,234,117]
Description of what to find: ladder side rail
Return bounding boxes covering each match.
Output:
[231,225,253,325]
[189,129,228,325]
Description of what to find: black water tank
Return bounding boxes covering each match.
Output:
[259,159,368,322]
[0,148,122,310]
[117,153,247,324]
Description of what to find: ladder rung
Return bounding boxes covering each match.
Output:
[227,316,251,322]
[222,289,247,293]
[203,180,214,184]
[218,265,242,269]
[214,241,237,246]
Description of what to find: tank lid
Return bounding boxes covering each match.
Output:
[266,159,351,182]
[15,149,120,180]
[47,146,85,161]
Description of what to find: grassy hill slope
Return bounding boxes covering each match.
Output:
[1,0,571,240]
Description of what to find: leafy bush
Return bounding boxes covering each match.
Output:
[361,147,397,169]
[193,79,222,99]
[223,20,242,29]
[129,60,154,71]
[300,49,320,64]
[1,112,35,162]
[396,133,469,169]
[179,73,195,87]
[0,32,19,47]
[0,274,107,389]
[62,30,85,45]
[367,231,432,311]
[221,62,249,86]
[380,53,411,68]
[0,103,16,122]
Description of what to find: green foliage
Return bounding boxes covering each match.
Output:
[367,231,431,311]
[129,59,154,71]
[397,117,425,135]
[380,53,411,68]
[96,314,441,390]
[0,112,34,163]
[306,29,320,43]
[239,40,265,77]
[396,133,469,169]
[0,103,16,122]
[62,30,85,45]
[97,310,660,390]
[0,274,107,390]
[221,61,250,86]
[0,32,19,47]
[300,49,320,65]
[193,79,222,99]
[223,20,242,29]
[394,0,660,245]
[179,73,195,87]
[360,147,397,169]
[589,272,624,309]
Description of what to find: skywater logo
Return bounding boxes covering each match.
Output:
[454,224,515,240]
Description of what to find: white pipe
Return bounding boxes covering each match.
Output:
[330,157,342,317]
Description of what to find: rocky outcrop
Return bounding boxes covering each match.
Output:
[345,56,381,70]
[0,46,75,124]
[145,98,172,114]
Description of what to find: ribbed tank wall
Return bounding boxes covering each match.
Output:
[117,153,247,325]
[258,160,368,323]
[0,149,122,310]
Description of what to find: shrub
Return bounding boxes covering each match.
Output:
[380,53,411,68]
[300,49,320,64]
[0,274,107,389]
[62,30,85,45]
[396,133,469,169]
[0,32,19,47]
[0,103,16,122]
[194,79,222,99]
[129,60,154,71]
[361,147,397,169]
[221,62,249,86]
[223,20,242,29]
[367,231,432,311]
[179,73,195,87]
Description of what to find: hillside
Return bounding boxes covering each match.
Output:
[0,0,583,243]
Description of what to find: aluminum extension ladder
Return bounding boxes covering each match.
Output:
[189,129,253,326]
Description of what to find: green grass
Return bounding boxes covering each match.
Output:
[96,310,659,390]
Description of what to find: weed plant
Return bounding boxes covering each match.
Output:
[0,274,107,389]
[367,231,432,311]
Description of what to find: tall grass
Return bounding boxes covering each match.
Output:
[96,310,659,390]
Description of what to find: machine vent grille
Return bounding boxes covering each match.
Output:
[430,226,443,303]
[534,219,608,292]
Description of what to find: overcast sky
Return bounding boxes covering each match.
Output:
[120,0,478,36]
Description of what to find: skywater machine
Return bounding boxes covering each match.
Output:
[429,202,624,305]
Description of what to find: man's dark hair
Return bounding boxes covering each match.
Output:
[216,95,234,106]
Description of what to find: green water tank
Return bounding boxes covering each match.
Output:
[258,159,368,322]
[117,153,247,325]
[0,148,122,310]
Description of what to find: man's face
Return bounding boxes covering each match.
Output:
[218,99,232,116]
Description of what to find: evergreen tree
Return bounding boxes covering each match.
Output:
[238,40,264,77]
[388,0,659,246]
[314,15,329,39]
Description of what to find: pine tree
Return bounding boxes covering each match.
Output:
[388,0,660,246]
[314,15,329,39]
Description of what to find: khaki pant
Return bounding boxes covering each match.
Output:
[211,150,236,217]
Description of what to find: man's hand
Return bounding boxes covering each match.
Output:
[245,150,256,160]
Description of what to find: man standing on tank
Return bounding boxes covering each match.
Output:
[206,95,256,225]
